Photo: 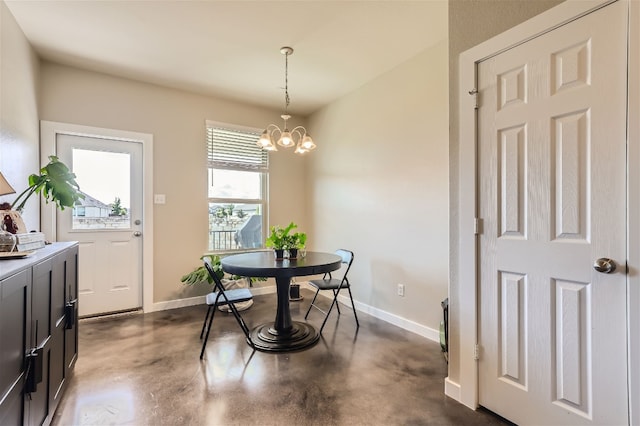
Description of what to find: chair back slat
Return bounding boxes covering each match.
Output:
[335,249,353,265]
[204,257,236,307]
[203,257,225,292]
[335,249,354,284]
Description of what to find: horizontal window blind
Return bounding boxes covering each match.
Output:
[207,126,268,171]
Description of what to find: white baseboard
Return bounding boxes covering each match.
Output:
[150,282,439,343]
[150,285,276,312]
[300,282,440,343]
[445,377,462,402]
[151,295,204,312]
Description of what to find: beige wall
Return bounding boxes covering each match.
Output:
[308,38,449,332]
[447,0,563,385]
[0,1,40,229]
[3,0,565,363]
[39,62,308,303]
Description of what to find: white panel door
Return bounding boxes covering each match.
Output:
[477,1,627,424]
[57,134,143,317]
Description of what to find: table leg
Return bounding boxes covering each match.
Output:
[250,276,319,352]
[274,276,292,331]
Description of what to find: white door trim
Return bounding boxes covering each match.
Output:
[627,1,640,424]
[454,0,638,415]
[40,120,155,314]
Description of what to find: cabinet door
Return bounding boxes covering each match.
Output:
[0,270,31,426]
[49,253,66,414]
[64,246,79,374]
[29,259,53,426]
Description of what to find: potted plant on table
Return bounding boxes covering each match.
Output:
[265,222,309,301]
[287,231,307,259]
[265,222,297,259]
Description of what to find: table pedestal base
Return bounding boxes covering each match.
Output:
[251,321,319,352]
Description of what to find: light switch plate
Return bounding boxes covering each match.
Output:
[154,194,166,204]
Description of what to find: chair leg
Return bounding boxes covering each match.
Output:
[200,305,217,359]
[200,306,212,340]
[304,288,321,319]
[333,289,342,314]
[319,288,342,334]
[347,287,360,328]
[227,302,255,348]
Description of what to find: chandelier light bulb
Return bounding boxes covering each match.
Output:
[301,135,316,150]
[294,144,308,155]
[257,131,273,148]
[278,130,294,147]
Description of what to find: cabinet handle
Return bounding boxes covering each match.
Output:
[25,346,43,393]
[65,299,77,330]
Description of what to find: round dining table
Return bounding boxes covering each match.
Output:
[221,251,342,352]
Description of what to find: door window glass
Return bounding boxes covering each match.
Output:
[71,148,131,230]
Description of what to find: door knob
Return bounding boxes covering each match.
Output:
[133,231,142,237]
[593,258,616,274]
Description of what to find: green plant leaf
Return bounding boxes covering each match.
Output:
[11,156,84,211]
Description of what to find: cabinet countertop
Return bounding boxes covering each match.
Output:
[0,241,78,281]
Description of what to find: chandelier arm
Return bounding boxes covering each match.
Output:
[266,124,282,134]
[290,126,308,137]
[288,128,303,144]
[270,131,283,142]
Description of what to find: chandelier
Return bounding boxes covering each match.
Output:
[257,47,317,154]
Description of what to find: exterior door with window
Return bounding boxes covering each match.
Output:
[57,134,143,316]
[477,1,628,424]
[207,122,268,252]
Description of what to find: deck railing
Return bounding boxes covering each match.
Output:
[209,230,239,251]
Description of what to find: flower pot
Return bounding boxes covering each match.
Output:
[274,249,285,260]
[288,248,298,259]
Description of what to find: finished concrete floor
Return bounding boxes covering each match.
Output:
[51,289,509,425]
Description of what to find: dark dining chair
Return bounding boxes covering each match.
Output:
[199,257,254,359]
[304,249,359,333]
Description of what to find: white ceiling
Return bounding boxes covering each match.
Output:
[5,0,447,116]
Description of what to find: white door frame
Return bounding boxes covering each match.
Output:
[40,120,155,314]
[454,0,640,423]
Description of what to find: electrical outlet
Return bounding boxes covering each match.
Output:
[397,284,405,297]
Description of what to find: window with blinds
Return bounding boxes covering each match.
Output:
[206,122,267,252]
[207,126,268,171]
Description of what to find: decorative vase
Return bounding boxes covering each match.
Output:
[0,228,16,252]
[274,249,285,260]
[0,210,27,234]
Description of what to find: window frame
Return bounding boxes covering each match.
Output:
[206,120,269,253]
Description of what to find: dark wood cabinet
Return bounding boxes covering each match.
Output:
[0,242,78,426]
[0,269,31,426]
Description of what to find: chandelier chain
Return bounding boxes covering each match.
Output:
[284,50,290,113]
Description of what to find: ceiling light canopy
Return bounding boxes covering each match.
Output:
[257,47,317,155]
